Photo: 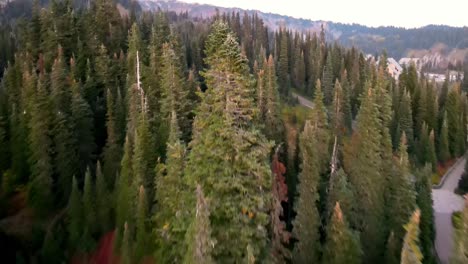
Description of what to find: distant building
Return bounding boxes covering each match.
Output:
[399,57,422,69]
[423,71,464,83]
[386,58,403,80]
[374,57,403,80]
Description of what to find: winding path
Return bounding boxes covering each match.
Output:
[432,157,465,264]
[292,92,314,109]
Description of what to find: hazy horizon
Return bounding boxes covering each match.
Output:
[176,0,468,28]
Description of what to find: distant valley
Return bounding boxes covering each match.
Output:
[140,0,468,70]
[1,0,468,70]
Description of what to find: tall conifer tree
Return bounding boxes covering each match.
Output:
[292,120,321,263]
[344,85,385,262]
[185,21,272,261]
[400,210,423,264]
[323,202,362,264]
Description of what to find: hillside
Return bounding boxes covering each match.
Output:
[140,0,468,64]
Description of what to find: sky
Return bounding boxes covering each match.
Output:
[179,0,468,28]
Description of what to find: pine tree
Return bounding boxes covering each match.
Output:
[132,108,154,208]
[438,112,450,163]
[312,79,330,173]
[330,80,344,141]
[428,130,438,172]
[446,86,462,157]
[154,111,188,262]
[120,222,132,264]
[160,42,190,143]
[387,133,417,261]
[95,161,111,234]
[399,90,414,152]
[326,168,357,228]
[323,202,362,264]
[292,120,321,263]
[400,209,423,264]
[70,80,95,179]
[83,168,96,236]
[343,85,385,262]
[415,165,436,264]
[415,81,427,138]
[184,184,214,264]
[256,64,266,120]
[375,70,395,245]
[278,29,289,95]
[340,70,353,134]
[322,52,334,105]
[103,88,122,188]
[186,22,272,261]
[51,51,78,203]
[425,82,438,133]
[135,185,150,261]
[293,48,305,91]
[27,75,54,213]
[67,176,83,249]
[0,113,8,175]
[115,136,134,236]
[263,55,284,143]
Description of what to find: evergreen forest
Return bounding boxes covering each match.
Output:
[0,0,468,263]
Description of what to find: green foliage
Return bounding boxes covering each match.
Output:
[132,110,154,207]
[40,222,66,264]
[67,176,83,249]
[326,168,357,228]
[292,120,321,263]
[438,112,450,163]
[160,41,191,143]
[385,231,400,264]
[95,161,111,234]
[344,84,385,262]
[451,197,468,263]
[184,185,214,264]
[103,88,122,189]
[185,22,272,262]
[120,222,132,264]
[2,4,468,263]
[70,80,95,179]
[154,111,189,262]
[323,202,362,264]
[452,211,463,230]
[278,29,290,95]
[387,133,417,261]
[27,75,54,213]
[83,168,96,240]
[312,79,330,173]
[446,86,463,157]
[401,209,423,264]
[116,136,134,234]
[262,55,284,143]
[322,52,334,105]
[135,185,150,261]
[398,90,414,151]
[415,165,436,264]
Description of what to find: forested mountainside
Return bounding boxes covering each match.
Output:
[139,0,468,62]
[3,0,468,65]
[1,0,468,263]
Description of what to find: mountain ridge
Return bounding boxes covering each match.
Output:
[139,0,468,63]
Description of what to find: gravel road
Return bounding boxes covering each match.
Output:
[432,158,465,264]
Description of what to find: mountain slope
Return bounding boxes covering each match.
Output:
[139,0,468,62]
